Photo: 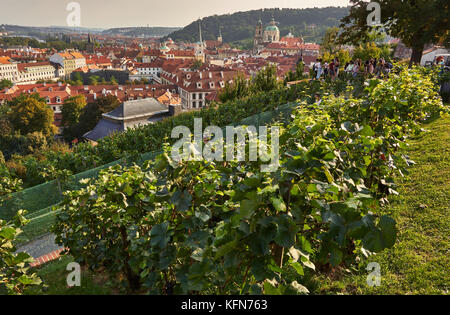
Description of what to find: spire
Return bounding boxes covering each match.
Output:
[198,19,203,44]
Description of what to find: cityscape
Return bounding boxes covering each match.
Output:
[0,0,449,300]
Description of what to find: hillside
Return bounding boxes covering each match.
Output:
[164,7,349,45]
[101,27,181,38]
[0,24,180,40]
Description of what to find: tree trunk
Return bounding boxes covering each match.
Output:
[120,227,141,292]
[409,45,424,68]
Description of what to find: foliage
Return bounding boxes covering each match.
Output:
[52,66,446,294]
[0,164,23,199]
[61,96,87,140]
[340,0,450,64]
[0,211,42,295]
[314,115,450,295]
[218,74,250,103]
[0,79,13,90]
[321,27,340,55]
[7,94,56,137]
[284,62,307,84]
[251,65,281,94]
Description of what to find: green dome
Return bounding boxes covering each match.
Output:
[265,25,279,31]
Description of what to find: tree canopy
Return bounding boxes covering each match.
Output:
[7,94,56,137]
[339,0,450,65]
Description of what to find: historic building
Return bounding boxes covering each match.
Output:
[254,19,263,49]
[254,16,281,50]
[263,17,280,43]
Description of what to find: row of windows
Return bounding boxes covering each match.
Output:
[192,93,204,100]
[192,101,203,108]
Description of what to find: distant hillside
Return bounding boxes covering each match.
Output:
[0,24,180,39]
[102,27,181,38]
[1,24,103,38]
[164,7,349,45]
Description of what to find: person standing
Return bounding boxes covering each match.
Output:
[329,59,335,80]
[315,59,322,80]
[334,58,340,79]
[353,60,360,77]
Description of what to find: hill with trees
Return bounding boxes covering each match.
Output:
[102,27,181,37]
[164,7,349,46]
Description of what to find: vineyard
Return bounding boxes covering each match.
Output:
[1,66,448,295]
[49,67,446,294]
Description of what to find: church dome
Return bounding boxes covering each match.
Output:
[265,25,279,32]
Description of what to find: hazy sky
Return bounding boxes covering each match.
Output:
[0,0,351,29]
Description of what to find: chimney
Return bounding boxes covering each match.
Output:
[199,72,202,79]
[220,71,224,78]
[209,72,212,79]
[93,93,97,100]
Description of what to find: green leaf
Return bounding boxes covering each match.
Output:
[0,227,16,240]
[170,190,192,212]
[274,216,298,248]
[240,199,257,219]
[264,280,281,295]
[329,246,343,266]
[359,125,375,136]
[290,281,309,295]
[271,197,286,212]
[150,222,170,249]
[291,262,304,276]
[379,215,397,248]
[215,240,238,259]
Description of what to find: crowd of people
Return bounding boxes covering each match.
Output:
[313,57,394,80]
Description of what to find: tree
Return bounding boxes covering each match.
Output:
[339,0,450,65]
[218,73,250,102]
[191,59,203,70]
[353,42,382,60]
[88,76,99,86]
[110,76,118,85]
[321,27,340,55]
[252,64,280,93]
[8,95,56,137]
[0,79,13,90]
[70,95,120,140]
[61,95,87,127]
[72,72,84,85]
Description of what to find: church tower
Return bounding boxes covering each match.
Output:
[254,19,263,49]
[217,27,223,43]
[87,33,95,53]
[194,20,205,63]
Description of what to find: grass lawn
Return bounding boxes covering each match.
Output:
[311,115,450,295]
[32,115,449,295]
[31,255,118,295]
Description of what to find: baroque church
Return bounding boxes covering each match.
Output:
[254,16,280,49]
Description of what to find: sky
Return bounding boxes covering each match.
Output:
[0,0,351,29]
